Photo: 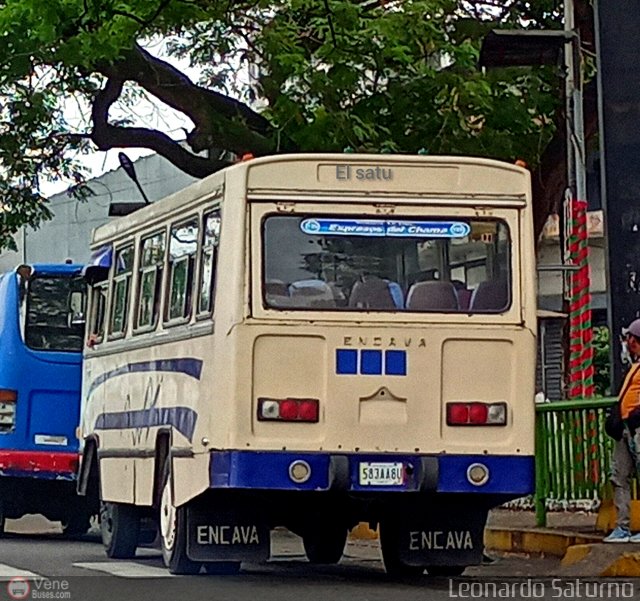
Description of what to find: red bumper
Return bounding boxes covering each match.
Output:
[0,450,79,475]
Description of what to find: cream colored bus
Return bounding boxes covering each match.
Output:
[77,153,537,577]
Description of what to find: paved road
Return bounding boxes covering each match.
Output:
[0,517,637,601]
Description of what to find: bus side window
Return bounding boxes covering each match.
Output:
[109,245,134,337]
[166,217,199,323]
[197,211,221,316]
[136,230,166,331]
[89,283,108,344]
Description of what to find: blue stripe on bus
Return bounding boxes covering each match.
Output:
[87,358,203,397]
[94,407,198,443]
[208,451,534,494]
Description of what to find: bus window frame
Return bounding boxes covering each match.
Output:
[88,280,109,345]
[134,228,167,335]
[164,215,199,328]
[195,209,222,320]
[21,273,86,353]
[108,243,135,340]
[250,202,522,324]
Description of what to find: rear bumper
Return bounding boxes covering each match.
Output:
[0,450,79,480]
[209,451,534,495]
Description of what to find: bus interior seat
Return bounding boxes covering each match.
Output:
[265,280,292,307]
[289,279,336,308]
[328,282,348,306]
[405,281,459,311]
[455,288,473,311]
[469,279,509,312]
[348,278,397,310]
[386,280,405,309]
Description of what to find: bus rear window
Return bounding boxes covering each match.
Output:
[262,216,511,314]
[24,276,85,352]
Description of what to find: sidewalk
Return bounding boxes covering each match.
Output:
[485,508,601,556]
[485,508,640,577]
[347,508,640,576]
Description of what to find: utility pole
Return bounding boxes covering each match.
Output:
[563,0,594,398]
[596,0,640,391]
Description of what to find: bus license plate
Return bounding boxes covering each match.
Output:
[359,462,404,486]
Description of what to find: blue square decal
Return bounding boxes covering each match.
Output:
[385,350,407,376]
[336,349,357,374]
[361,350,383,375]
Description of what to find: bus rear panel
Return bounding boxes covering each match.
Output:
[0,264,90,535]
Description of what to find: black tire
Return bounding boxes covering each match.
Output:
[62,511,91,537]
[203,562,241,575]
[101,501,140,559]
[426,565,466,577]
[159,461,201,575]
[302,525,347,564]
[379,522,425,579]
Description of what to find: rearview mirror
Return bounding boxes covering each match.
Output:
[67,290,86,327]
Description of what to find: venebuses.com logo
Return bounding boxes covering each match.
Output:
[6,576,71,600]
[7,577,30,600]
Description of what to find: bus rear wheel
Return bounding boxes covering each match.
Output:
[62,511,91,538]
[379,522,425,579]
[159,464,201,575]
[101,501,140,559]
[302,525,347,564]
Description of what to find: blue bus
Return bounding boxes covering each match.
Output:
[0,263,93,535]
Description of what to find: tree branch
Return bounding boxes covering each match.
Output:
[100,44,281,156]
[90,77,232,178]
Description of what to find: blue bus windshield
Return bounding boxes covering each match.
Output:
[24,275,85,352]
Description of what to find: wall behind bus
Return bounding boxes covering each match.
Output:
[0,153,197,271]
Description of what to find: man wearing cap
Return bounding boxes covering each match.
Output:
[604,318,640,543]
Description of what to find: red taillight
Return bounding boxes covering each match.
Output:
[298,400,319,422]
[447,404,469,424]
[279,399,299,420]
[257,398,320,423]
[0,389,17,433]
[469,403,488,424]
[446,402,506,426]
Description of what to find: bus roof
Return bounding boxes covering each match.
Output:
[90,153,530,248]
[6,264,84,277]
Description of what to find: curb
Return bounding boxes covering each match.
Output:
[601,551,640,576]
[484,526,602,557]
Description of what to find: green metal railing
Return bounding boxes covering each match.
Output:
[535,397,618,527]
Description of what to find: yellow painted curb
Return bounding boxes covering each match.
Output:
[596,499,640,533]
[484,528,602,557]
[561,544,592,567]
[349,522,379,540]
[601,552,640,577]
[596,500,615,533]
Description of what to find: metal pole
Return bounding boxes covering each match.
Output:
[21,226,26,264]
[564,0,594,398]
